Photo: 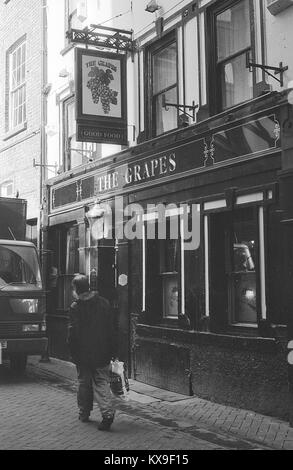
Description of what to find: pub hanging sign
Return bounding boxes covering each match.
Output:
[75,48,128,145]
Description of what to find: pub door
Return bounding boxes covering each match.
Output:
[89,239,118,308]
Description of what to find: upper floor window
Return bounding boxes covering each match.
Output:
[8,39,26,130]
[66,0,87,32]
[145,33,178,138]
[0,180,14,198]
[208,0,255,112]
[63,97,101,171]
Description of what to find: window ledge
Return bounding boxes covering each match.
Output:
[3,122,27,141]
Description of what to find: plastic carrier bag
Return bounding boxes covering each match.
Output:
[110,359,130,401]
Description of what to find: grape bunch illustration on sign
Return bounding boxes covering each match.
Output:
[87,66,119,115]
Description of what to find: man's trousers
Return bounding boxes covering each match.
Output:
[76,364,115,420]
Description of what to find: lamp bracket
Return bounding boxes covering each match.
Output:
[162,94,198,121]
[69,147,97,162]
[246,52,288,87]
[33,159,57,169]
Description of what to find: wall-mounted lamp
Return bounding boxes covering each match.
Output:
[145,0,160,13]
[85,199,105,224]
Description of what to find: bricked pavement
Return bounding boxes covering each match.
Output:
[25,356,293,450]
[0,357,289,450]
[0,365,230,451]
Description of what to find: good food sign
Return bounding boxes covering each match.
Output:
[75,48,128,145]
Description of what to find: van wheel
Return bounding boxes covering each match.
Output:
[10,354,27,374]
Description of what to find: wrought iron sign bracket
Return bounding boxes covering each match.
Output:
[162,94,199,121]
[66,24,136,54]
[246,52,288,87]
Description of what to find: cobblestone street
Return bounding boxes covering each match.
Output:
[0,357,287,451]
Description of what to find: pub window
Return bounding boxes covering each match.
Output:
[160,235,180,319]
[145,32,178,138]
[63,97,101,171]
[208,0,255,113]
[51,224,79,312]
[229,208,258,325]
[142,207,193,322]
[208,202,267,331]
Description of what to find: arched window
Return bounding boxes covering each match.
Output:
[0,180,14,198]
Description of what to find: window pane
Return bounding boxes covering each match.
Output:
[153,42,177,94]
[68,0,86,30]
[231,208,257,324]
[9,41,26,129]
[160,238,179,273]
[23,86,26,120]
[17,64,21,86]
[67,225,79,274]
[0,181,13,197]
[21,45,26,82]
[18,102,22,125]
[67,101,75,138]
[69,135,84,169]
[221,53,253,109]
[12,50,16,73]
[154,87,177,136]
[69,0,78,14]
[216,0,250,62]
[163,274,179,318]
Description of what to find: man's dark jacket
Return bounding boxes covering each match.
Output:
[67,292,115,369]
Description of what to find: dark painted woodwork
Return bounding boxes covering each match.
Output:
[135,340,191,395]
[51,114,280,211]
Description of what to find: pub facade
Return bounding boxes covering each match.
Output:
[44,0,293,420]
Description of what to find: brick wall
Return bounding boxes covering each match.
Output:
[0,0,42,220]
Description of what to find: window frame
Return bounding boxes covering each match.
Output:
[7,37,27,132]
[207,0,257,114]
[52,223,79,312]
[0,180,14,198]
[65,0,92,44]
[144,30,179,139]
[141,206,196,325]
[62,96,100,171]
[203,190,272,333]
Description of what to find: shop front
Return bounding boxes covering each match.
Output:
[45,90,291,419]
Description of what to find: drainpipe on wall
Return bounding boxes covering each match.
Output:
[39,0,48,269]
[39,0,50,363]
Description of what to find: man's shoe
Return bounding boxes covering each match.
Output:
[79,412,90,423]
[98,417,113,431]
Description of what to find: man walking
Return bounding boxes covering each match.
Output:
[67,274,116,431]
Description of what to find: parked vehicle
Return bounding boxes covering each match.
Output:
[0,197,47,373]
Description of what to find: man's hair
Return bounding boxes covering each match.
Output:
[72,274,90,295]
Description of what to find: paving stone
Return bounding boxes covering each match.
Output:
[19,357,293,450]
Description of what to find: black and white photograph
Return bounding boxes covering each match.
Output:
[0,0,293,456]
